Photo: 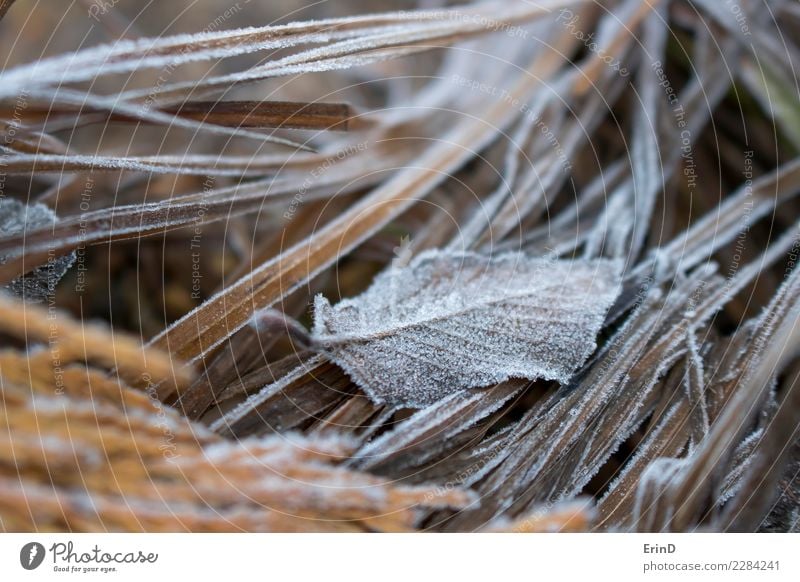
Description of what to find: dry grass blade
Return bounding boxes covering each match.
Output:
[2,152,317,175]
[0,0,15,22]
[151,41,572,365]
[1,101,354,131]
[0,1,579,101]
[0,148,392,284]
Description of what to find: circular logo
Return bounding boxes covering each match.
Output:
[19,542,46,570]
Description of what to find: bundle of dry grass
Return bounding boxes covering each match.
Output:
[0,297,477,531]
[1,0,799,532]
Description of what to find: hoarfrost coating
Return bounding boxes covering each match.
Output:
[312,250,623,407]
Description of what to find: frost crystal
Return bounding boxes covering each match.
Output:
[313,250,623,407]
[0,198,75,302]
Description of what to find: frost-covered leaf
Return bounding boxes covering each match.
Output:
[312,250,623,407]
[0,198,74,302]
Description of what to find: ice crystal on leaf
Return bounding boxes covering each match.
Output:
[313,250,623,407]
